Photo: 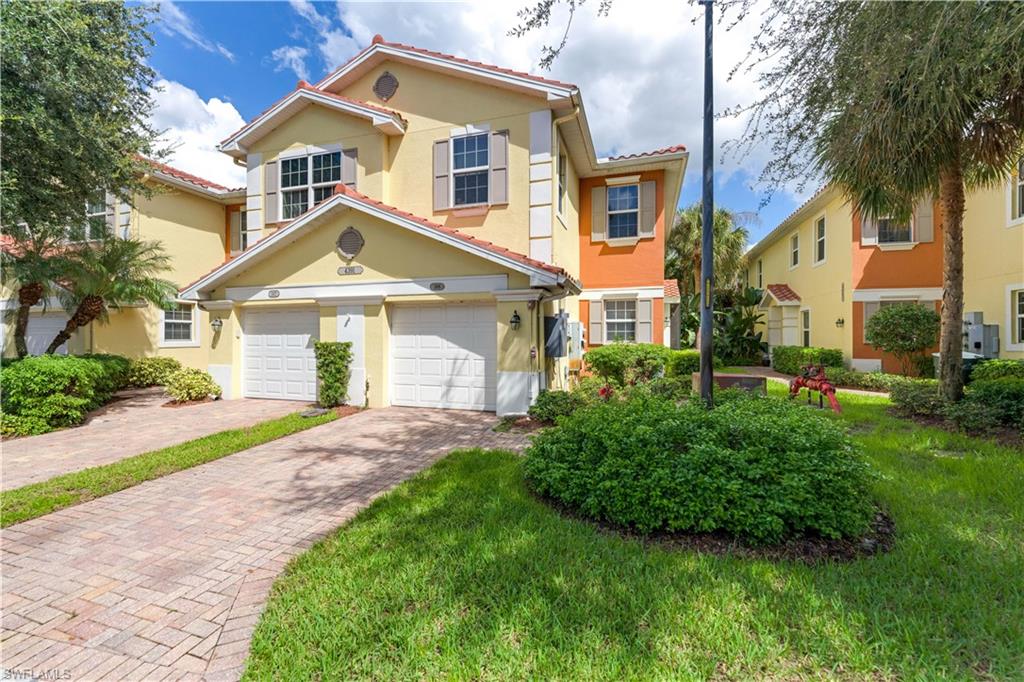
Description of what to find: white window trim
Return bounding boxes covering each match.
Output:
[812,213,827,266]
[1007,160,1024,227]
[557,152,567,218]
[449,130,491,209]
[159,302,200,348]
[756,259,763,289]
[277,145,345,221]
[1006,283,1024,351]
[603,298,638,344]
[800,307,812,347]
[229,210,261,256]
[607,183,640,240]
[789,232,800,270]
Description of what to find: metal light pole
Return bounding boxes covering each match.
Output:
[699,0,715,407]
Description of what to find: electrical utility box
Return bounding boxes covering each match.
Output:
[566,321,585,360]
[544,313,569,358]
[962,311,1000,358]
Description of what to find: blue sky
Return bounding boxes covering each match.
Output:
[145,0,801,246]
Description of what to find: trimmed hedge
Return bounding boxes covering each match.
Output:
[665,349,723,377]
[528,390,582,423]
[971,359,1024,382]
[166,367,223,403]
[127,356,182,387]
[1,354,130,437]
[584,343,672,385]
[823,367,911,392]
[889,379,944,418]
[524,391,873,543]
[771,346,844,375]
[314,341,354,407]
[967,378,1024,427]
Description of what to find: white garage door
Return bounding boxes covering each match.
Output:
[27,314,69,355]
[243,308,319,401]
[391,304,496,411]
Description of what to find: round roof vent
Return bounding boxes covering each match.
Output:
[336,227,365,261]
[372,71,399,101]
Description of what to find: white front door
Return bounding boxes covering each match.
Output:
[243,308,319,401]
[390,304,497,411]
[27,313,70,355]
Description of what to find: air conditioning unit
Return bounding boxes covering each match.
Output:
[962,311,1000,358]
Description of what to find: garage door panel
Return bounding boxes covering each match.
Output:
[244,309,318,401]
[390,304,496,411]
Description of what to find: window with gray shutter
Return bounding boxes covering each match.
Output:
[433,139,450,211]
[588,300,603,347]
[264,160,279,223]
[861,214,878,246]
[915,196,934,242]
[489,130,509,205]
[591,186,607,242]
[636,299,653,343]
[638,181,656,238]
[342,148,358,189]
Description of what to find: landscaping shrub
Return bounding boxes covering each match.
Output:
[80,353,131,396]
[971,359,1024,382]
[964,378,1024,427]
[165,367,222,403]
[635,375,693,402]
[571,375,620,406]
[524,392,873,543]
[584,343,672,385]
[313,341,353,407]
[864,303,940,376]
[942,400,1001,435]
[666,349,723,377]
[127,356,182,387]
[771,346,844,375]
[889,378,945,418]
[0,355,109,435]
[528,390,582,423]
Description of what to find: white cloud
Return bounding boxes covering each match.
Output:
[150,0,235,62]
[149,79,246,188]
[285,0,360,73]
[271,45,311,81]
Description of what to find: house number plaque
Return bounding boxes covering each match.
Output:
[337,265,364,276]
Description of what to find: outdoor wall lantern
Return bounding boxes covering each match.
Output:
[211,317,224,333]
[510,310,522,331]
[835,317,845,328]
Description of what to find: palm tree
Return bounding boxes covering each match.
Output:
[665,202,751,297]
[45,238,176,354]
[1,226,70,357]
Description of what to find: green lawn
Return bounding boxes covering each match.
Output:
[1,410,338,527]
[245,387,1023,680]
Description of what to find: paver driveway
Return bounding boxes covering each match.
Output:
[2,388,308,490]
[1,407,528,681]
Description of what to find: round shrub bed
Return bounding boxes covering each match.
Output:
[524,392,874,544]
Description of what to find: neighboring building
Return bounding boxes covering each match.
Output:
[3,36,687,415]
[745,167,1024,373]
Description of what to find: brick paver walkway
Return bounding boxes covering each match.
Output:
[2,388,308,490]
[1,407,528,681]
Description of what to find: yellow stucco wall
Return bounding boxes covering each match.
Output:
[552,130,581,277]
[748,191,855,360]
[963,181,1024,359]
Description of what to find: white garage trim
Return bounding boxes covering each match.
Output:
[242,308,319,401]
[390,303,497,411]
[225,275,508,303]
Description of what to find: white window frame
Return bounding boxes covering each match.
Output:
[557,152,567,217]
[813,214,827,266]
[68,192,108,243]
[159,302,200,348]
[604,298,637,344]
[756,259,763,288]
[278,147,344,221]
[801,308,811,347]
[230,210,260,255]
[789,232,800,269]
[1007,283,1024,351]
[1008,157,1024,227]
[607,183,640,240]
[450,131,490,208]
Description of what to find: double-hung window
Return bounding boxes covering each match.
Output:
[70,192,107,242]
[756,259,763,288]
[801,309,811,347]
[280,151,343,220]
[161,302,197,346]
[1013,288,1024,345]
[814,216,826,264]
[557,153,567,215]
[1012,157,1024,223]
[452,133,489,206]
[790,233,800,267]
[230,210,259,253]
[605,299,636,342]
[607,184,639,239]
[878,216,912,243]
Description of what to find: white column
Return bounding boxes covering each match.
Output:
[336,304,366,407]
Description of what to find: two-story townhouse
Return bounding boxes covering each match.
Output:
[746,162,1024,373]
[6,36,687,416]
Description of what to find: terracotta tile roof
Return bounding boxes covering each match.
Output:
[344,34,577,91]
[219,81,405,146]
[179,185,573,295]
[606,144,687,162]
[147,159,240,193]
[766,283,801,302]
[664,279,680,298]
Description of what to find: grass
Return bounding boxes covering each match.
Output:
[1,410,338,527]
[245,386,1023,680]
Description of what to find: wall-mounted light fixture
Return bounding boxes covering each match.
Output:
[211,318,224,333]
[510,310,522,331]
[835,317,845,328]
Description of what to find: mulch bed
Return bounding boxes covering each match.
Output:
[334,405,361,418]
[537,492,896,564]
[888,408,1023,449]
[161,397,214,408]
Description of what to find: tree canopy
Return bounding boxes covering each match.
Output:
[665,202,750,297]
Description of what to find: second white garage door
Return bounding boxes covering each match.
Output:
[243,308,319,401]
[391,304,496,411]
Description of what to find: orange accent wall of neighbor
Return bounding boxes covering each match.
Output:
[580,297,664,347]
[852,300,941,374]
[579,170,667,289]
[851,207,943,289]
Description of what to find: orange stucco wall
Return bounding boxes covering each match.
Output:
[579,170,667,289]
[852,300,941,374]
[851,207,943,289]
[580,297,665,347]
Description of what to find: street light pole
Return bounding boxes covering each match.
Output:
[699,0,715,407]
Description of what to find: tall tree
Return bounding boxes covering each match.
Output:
[46,239,176,354]
[665,202,750,297]
[1,0,165,356]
